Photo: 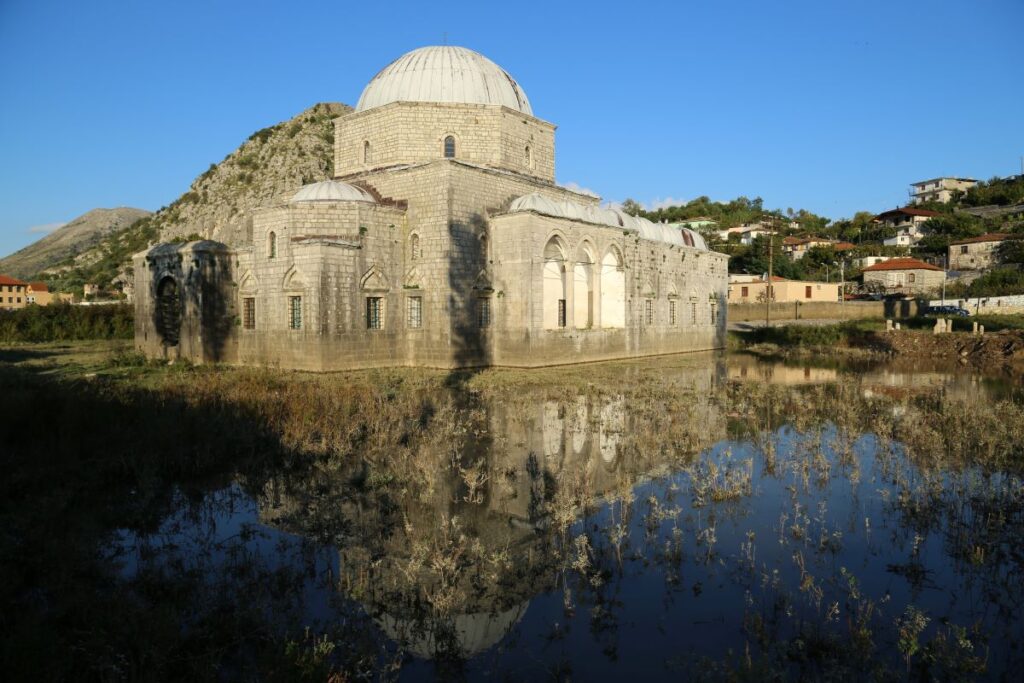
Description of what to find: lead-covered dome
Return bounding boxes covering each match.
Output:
[356,46,532,115]
[290,180,376,203]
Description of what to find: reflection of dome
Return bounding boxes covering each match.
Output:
[290,180,376,203]
[374,602,528,659]
[356,46,532,115]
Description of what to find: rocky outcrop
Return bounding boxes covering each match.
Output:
[156,102,349,245]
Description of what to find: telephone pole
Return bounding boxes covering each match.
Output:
[765,234,773,327]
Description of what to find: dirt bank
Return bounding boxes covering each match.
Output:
[869,329,1024,367]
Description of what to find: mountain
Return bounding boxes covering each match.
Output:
[42,102,349,292]
[0,207,151,279]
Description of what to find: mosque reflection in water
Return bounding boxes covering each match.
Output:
[256,360,728,662]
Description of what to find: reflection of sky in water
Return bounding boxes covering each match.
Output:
[110,355,1024,679]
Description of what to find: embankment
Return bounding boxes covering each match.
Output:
[728,300,921,322]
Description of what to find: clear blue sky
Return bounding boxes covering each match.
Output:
[1,0,1022,257]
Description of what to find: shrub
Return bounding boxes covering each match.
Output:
[0,303,133,343]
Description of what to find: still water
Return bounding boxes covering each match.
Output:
[111,354,1024,680]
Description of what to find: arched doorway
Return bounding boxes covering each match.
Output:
[543,237,567,329]
[574,243,595,329]
[155,276,181,346]
[600,247,625,328]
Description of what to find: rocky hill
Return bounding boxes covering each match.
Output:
[0,207,150,278]
[43,102,348,292]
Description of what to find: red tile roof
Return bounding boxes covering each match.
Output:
[0,275,27,286]
[834,241,856,251]
[948,232,1014,246]
[27,282,49,292]
[861,257,943,273]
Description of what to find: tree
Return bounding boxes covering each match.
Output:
[620,198,643,216]
[996,236,1024,265]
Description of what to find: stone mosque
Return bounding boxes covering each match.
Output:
[134,46,728,370]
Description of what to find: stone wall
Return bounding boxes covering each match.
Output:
[335,102,555,183]
[863,268,945,295]
[134,241,237,363]
[728,300,922,322]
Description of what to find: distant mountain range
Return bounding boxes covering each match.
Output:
[0,207,151,279]
[0,101,348,288]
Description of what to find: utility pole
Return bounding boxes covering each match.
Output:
[941,254,947,305]
[765,234,773,327]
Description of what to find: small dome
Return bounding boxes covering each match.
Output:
[356,46,532,115]
[290,180,376,203]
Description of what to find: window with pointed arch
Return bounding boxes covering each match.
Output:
[268,231,277,259]
[363,140,371,164]
[443,135,456,158]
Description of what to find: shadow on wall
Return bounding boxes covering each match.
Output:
[445,212,492,395]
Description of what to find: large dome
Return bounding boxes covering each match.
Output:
[355,46,532,115]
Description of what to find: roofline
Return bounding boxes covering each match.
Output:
[338,100,557,130]
[910,177,977,186]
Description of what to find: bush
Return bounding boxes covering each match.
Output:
[0,303,133,343]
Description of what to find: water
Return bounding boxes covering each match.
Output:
[108,354,1024,680]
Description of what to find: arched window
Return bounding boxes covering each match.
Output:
[363,140,371,164]
[443,135,456,158]
[480,234,488,262]
[410,234,420,261]
[268,231,277,259]
[525,145,532,168]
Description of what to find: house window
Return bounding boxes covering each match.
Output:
[243,297,256,329]
[960,245,968,254]
[557,299,566,328]
[367,297,384,329]
[805,285,812,299]
[669,300,677,326]
[908,273,916,283]
[288,296,302,330]
[741,286,749,298]
[645,299,654,325]
[443,135,456,158]
[478,297,491,328]
[268,231,277,259]
[363,140,371,164]
[407,296,422,329]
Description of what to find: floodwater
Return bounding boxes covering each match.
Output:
[109,354,1024,680]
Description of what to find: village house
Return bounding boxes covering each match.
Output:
[1,275,28,310]
[780,236,855,260]
[851,255,897,269]
[727,274,840,303]
[716,224,776,245]
[861,257,944,295]
[672,217,718,232]
[947,233,1013,271]
[876,207,941,247]
[909,177,976,205]
[25,282,54,306]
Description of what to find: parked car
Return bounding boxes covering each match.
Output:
[926,305,970,317]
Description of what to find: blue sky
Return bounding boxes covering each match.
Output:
[1,0,1021,258]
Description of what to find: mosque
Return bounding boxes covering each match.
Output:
[134,46,728,370]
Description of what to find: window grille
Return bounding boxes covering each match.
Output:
[478,298,491,328]
[645,299,654,325]
[268,232,277,259]
[669,300,677,326]
[691,302,697,325]
[557,299,566,328]
[711,304,718,326]
[443,135,455,158]
[407,296,422,329]
[288,296,302,330]
[243,297,256,329]
[367,297,384,329]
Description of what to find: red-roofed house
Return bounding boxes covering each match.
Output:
[861,257,944,295]
[876,207,941,247]
[1,275,28,310]
[781,236,852,260]
[26,282,54,306]
[947,233,1016,271]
